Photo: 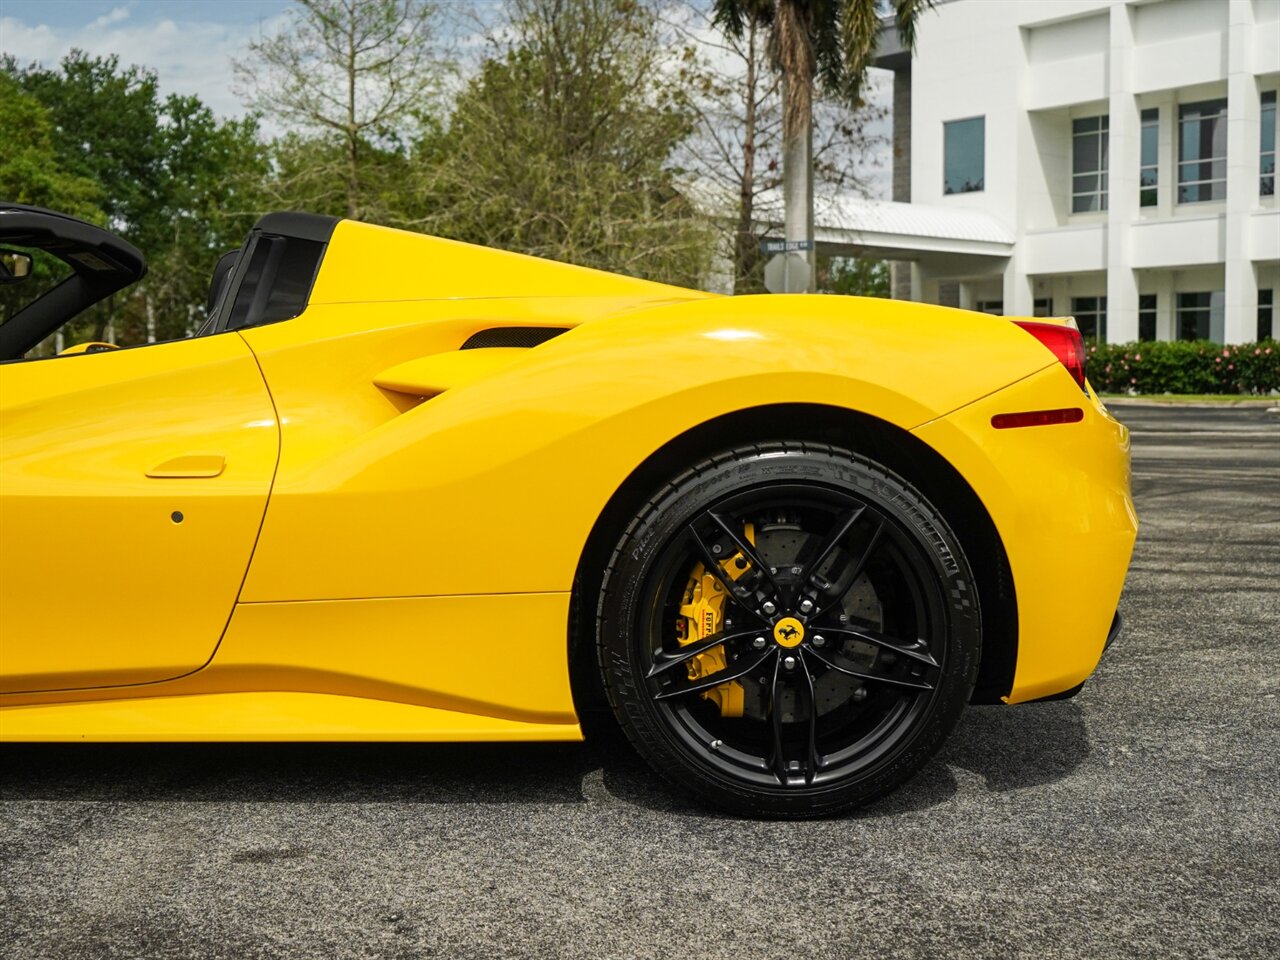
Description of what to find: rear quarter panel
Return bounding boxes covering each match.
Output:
[239,293,1056,602]
[913,367,1137,702]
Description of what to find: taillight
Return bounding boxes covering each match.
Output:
[1013,321,1088,392]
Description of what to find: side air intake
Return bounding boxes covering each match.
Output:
[460,327,567,349]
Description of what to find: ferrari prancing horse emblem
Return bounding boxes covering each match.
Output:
[773,616,805,648]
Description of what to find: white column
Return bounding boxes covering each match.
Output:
[1002,258,1033,316]
[1155,88,1175,220]
[1051,276,1071,319]
[1223,1,1258,345]
[1106,3,1140,343]
[1154,271,1176,341]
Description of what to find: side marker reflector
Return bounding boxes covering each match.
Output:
[991,407,1085,430]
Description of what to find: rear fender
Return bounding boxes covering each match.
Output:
[238,295,1056,602]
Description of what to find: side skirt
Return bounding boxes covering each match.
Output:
[0,691,582,742]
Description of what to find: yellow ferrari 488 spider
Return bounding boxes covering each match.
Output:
[0,203,1136,817]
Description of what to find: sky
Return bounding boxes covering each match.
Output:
[0,1,292,117]
[0,0,892,198]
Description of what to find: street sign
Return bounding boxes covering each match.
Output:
[764,252,811,294]
[760,238,814,254]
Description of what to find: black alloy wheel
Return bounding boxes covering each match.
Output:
[595,442,980,818]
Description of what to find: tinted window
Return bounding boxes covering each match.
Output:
[1176,291,1223,341]
[944,117,985,194]
[225,235,325,331]
[1139,293,1156,342]
[1178,99,1227,203]
[1262,91,1276,197]
[1072,115,1109,213]
[1071,296,1107,343]
[1140,108,1158,207]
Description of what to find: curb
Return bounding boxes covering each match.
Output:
[1101,397,1280,409]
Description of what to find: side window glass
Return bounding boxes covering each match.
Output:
[224,236,326,331]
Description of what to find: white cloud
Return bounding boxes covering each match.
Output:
[0,9,288,120]
[88,5,131,31]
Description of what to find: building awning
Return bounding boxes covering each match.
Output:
[810,196,1014,260]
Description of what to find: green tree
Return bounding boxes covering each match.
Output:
[711,0,930,291]
[420,0,712,287]
[142,95,269,342]
[258,130,412,221]
[0,75,104,328]
[5,51,166,250]
[234,0,442,220]
[819,256,889,297]
[0,74,101,218]
[4,52,268,345]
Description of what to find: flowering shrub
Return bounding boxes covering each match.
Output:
[1084,340,1279,395]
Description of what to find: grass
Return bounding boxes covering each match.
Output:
[1100,394,1278,404]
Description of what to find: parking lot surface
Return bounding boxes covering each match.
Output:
[2,403,1278,960]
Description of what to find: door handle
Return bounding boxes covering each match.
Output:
[146,455,226,478]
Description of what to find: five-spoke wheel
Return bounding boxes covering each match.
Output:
[596,443,980,817]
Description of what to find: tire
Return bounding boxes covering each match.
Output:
[594,441,981,818]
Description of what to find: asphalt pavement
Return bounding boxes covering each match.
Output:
[2,403,1278,960]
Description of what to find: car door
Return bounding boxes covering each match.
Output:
[0,331,278,693]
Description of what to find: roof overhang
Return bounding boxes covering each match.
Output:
[797,197,1013,263]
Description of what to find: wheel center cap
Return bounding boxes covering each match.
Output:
[773,616,805,648]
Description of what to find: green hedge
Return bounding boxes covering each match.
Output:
[1084,340,1279,395]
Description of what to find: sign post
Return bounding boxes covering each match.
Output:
[762,239,813,294]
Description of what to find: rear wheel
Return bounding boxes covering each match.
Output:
[595,442,980,818]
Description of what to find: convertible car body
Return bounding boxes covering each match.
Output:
[0,203,1136,816]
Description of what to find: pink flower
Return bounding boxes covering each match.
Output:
[1130,377,1137,384]
[1135,354,1142,361]
[1215,357,1222,363]
[1223,349,1231,357]
[1256,348,1263,355]
[1228,364,1235,370]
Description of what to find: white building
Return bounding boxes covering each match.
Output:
[842,0,1280,343]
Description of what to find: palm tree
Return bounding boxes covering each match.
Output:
[712,0,931,291]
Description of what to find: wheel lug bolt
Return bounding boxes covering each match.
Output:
[812,635,825,647]
[799,599,814,613]
[762,601,776,615]
[783,656,797,670]
[752,637,767,650]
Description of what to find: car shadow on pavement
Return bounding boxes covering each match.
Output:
[0,701,1089,818]
[594,700,1092,819]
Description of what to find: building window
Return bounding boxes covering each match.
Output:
[944,117,985,194]
[1178,99,1227,203]
[1072,116,1109,212]
[1072,296,1107,343]
[1139,294,1157,342]
[1262,91,1276,197]
[1140,108,1158,207]
[1176,291,1224,341]
[1033,298,1053,318]
[975,300,1003,316]
[1260,289,1275,341]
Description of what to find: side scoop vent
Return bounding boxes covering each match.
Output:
[460,327,567,349]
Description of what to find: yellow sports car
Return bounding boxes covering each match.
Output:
[0,203,1136,817]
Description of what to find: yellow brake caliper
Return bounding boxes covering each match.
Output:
[676,523,755,718]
